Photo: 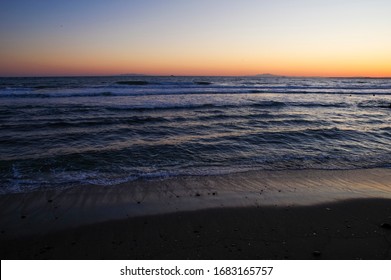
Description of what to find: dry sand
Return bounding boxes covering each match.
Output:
[1,168,391,259]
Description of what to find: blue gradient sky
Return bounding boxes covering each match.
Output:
[1,0,390,76]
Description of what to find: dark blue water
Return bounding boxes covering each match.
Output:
[1,76,390,193]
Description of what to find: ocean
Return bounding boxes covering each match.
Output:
[0,76,390,194]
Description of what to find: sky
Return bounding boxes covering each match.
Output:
[1,0,390,77]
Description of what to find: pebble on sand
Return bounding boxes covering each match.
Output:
[313,250,321,257]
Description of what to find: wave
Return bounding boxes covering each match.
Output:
[0,116,171,131]
[249,89,391,95]
[250,101,286,108]
[1,86,391,99]
[2,90,391,99]
[105,101,289,112]
[116,80,149,85]
[357,100,391,108]
[86,101,355,111]
[0,100,368,115]
[0,91,118,98]
[297,102,349,108]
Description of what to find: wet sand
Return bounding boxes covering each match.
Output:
[1,169,391,259]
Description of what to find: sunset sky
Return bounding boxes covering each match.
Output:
[1,0,390,77]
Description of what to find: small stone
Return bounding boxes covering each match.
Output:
[48,199,53,203]
[195,193,201,197]
[21,215,26,219]
[313,250,321,257]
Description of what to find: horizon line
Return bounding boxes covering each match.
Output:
[1,73,391,79]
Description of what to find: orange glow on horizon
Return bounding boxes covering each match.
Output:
[2,51,390,77]
[2,39,390,77]
[2,60,390,78]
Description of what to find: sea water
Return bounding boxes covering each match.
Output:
[0,76,390,193]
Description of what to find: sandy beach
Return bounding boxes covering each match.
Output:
[1,168,391,259]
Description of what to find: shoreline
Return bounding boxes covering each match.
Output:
[1,168,391,259]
